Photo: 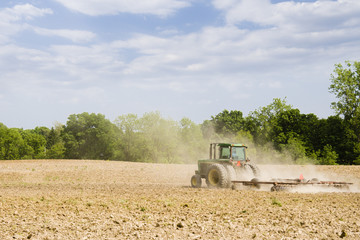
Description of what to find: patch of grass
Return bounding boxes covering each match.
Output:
[162,200,173,207]
[118,199,130,209]
[271,197,282,207]
[44,175,60,182]
[99,203,109,208]
[63,198,78,205]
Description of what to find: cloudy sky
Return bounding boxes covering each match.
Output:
[1,0,360,129]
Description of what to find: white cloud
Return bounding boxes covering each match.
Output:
[0,3,52,22]
[0,4,53,43]
[32,27,96,43]
[212,0,360,31]
[2,1,360,96]
[0,4,96,44]
[7,1,357,87]
[156,27,181,36]
[54,0,191,17]
[215,0,275,26]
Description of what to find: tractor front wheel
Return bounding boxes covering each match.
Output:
[191,174,202,188]
[206,164,229,188]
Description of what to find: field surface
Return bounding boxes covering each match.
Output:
[1,160,360,239]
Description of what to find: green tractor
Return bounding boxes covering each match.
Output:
[191,143,260,188]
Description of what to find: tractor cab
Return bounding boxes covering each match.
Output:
[210,143,248,162]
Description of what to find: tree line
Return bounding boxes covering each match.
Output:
[1,61,359,164]
[0,112,208,163]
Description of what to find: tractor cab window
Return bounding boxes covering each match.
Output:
[219,147,230,159]
[231,147,246,160]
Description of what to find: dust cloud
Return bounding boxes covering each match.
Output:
[207,134,360,193]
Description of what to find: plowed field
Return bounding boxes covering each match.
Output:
[1,160,360,239]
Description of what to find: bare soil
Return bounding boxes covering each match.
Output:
[0,160,360,239]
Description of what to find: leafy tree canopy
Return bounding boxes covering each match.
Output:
[329,61,360,120]
[211,110,245,135]
[62,112,118,160]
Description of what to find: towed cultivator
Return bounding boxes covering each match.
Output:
[232,175,353,192]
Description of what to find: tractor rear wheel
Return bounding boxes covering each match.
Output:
[224,164,236,188]
[206,164,229,188]
[244,163,260,177]
[191,174,202,188]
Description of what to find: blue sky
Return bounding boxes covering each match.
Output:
[1,0,360,129]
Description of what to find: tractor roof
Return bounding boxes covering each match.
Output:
[215,143,247,148]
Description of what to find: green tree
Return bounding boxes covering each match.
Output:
[139,112,180,163]
[62,112,118,159]
[114,114,146,162]
[115,113,206,163]
[201,120,221,142]
[270,109,321,158]
[33,126,51,138]
[317,145,338,165]
[47,142,66,159]
[329,61,360,164]
[210,110,245,135]
[299,113,320,154]
[329,61,360,120]
[45,123,65,159]
[316,116,351,165]
[279,137,311,164]
[271,109,302,149]
[0,124,32,160]
[21,129,47,159]
[246,98,292,145]
[179,117,207,162]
